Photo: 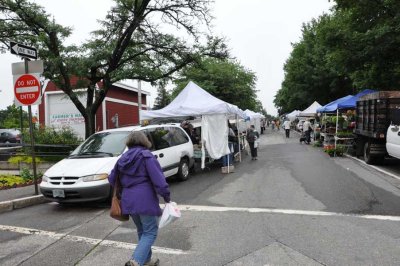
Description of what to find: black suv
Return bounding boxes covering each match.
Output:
[0,129,22,144]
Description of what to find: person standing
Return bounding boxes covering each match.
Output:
[283,120,291,138]
[246,125,260,160]
[108,131,170,266]
[302,119,313,144]
[223,122,236,167]
[276,119,280,131]
[271,120,275,130]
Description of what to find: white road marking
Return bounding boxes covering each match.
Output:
[179,205,400,222]
[345,155,400,181]
[0,225,187,255]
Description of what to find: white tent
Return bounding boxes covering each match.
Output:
[298,101,322,117]
[286,110,301,121]
[244,109,264,133]
[141,81,245,119]
[141,81,246,169]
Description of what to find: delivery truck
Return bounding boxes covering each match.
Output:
[354,91,400,164]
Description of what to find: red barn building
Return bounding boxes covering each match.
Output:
[38,78,149,139]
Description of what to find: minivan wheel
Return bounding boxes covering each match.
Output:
[177,158,190,181]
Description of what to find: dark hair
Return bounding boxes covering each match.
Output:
[126,131,152,149]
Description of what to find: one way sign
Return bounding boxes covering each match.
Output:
[10,41,37,60]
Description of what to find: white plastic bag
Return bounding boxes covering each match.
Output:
[254,137,259,148]
[159,202,181,228]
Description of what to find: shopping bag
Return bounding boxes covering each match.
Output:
[110,194,129,222]
[158,202,181,228]
[254,139,259,148]
[110,175,129,222]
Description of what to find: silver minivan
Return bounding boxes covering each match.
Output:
[39,124,194,203]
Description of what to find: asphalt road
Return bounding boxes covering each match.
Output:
[1,127,400,266]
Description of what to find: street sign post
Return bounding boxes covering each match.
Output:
[13,73,41,106]
[10,41,38,60]
[10,42,40,195]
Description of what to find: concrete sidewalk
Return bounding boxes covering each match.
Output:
[0,184,46,213]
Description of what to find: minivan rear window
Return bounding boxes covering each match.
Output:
[70,131,130,158]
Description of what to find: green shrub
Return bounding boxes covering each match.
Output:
[0,175,27,188]
[20,167,33,181]
[8,155,43,165]
[22,125,82,145]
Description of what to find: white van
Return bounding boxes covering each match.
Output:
[40,124,194,203]
[386,110,400,160]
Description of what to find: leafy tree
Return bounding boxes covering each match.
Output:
[153,85,171,110]
[332,0,400,90]
[172,58,260,111]
[0,105,29,129]
[0,0,227,138]
[275,1,400,113]
[275,14,353,114]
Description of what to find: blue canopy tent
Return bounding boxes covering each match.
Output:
[316,95,354,152]
[336,89,376,109]
[317,95,353,113]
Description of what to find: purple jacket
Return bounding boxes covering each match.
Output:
[108,146,170,216]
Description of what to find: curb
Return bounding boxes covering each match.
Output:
[0,195,47,214]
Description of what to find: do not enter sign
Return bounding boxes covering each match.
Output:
[13,73,42,106]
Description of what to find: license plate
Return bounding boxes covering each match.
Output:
[52,189,65,198]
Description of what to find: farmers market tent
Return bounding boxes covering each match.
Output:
[140,81,246,168]
[298,101,322,117]
[244,109,264,133]
[336,89,376,109]
[287,110,301,121]
[317,95,353,113]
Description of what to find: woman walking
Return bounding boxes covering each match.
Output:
[108,131,170,266]
[246,125,260,160]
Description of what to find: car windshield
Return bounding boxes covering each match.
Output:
[70,131,130,158]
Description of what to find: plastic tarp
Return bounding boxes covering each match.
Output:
[316,95,353,113]
[286,110,301,121]
[140,81,246,120]
[201,114,230,169]
[336,89,376,109]
[299,101,322,117]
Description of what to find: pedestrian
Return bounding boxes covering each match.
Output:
[302,118,313,144]
[246,125,260,160]
[271,120,275,130]
[108,131,170,266]
[223,121,236,167]
[283,119,291,138]
[276,119,280,131]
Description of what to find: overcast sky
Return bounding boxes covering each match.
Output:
[0,0,333,116]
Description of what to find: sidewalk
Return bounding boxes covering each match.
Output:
[0,183,46,213]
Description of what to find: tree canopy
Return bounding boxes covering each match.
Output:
[172,57,262,112]
[0,0,227,137]
[274,0,400,114]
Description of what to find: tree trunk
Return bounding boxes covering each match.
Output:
[84,111,96,139]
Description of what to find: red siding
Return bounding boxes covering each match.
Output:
[38,79,147,130]
[105,101,139,128]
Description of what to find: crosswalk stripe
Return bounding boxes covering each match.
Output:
[0,224,187,255]
[178,204,400,222]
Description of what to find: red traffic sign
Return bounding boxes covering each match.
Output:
[14,73,42,106]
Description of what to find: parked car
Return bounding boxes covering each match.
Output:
[40,124,194,203]
[0,129,21,144]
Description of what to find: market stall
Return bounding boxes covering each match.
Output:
[140,81,246,170]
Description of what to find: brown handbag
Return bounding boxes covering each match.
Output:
[110,174,129,221]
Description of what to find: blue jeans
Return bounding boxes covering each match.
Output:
[222,143,234,166]
[131,214,159,265]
